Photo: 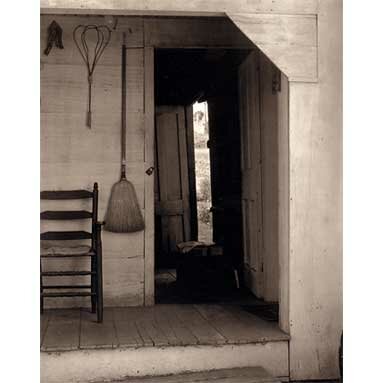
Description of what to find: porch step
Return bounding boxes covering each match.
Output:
[41,342,289,383]
[112,367,281,382]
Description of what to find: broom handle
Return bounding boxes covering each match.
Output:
[121,32,127,180]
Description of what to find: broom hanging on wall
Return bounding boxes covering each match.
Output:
[104,33,145,233]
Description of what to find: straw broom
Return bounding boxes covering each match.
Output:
[104,33,145,233]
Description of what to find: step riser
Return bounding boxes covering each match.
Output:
[41,342,288,383]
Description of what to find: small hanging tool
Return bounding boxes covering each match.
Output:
[44,20,64,56]
[73,24,111,128]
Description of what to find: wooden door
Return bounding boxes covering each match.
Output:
[155,106,191,267]
[238,51,264,298]
[207,87,243,265]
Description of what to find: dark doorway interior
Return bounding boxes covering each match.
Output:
[154,49,275,317]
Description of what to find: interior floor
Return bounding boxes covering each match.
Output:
[155,269,279,322]
[40,305,288,352]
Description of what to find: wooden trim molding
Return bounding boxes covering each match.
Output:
[227,13,318,82]
[40,3,319,82]
[40,0,318,16]
[144,46,155,306]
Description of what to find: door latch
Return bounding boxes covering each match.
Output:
[146,166,155,175]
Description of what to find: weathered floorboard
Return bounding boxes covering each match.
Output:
[41,309,81,351]
[223,306,289,342]
[40,313,50,346]
[154,305,198,346]
[195,305,289,344]
[41,306,290,351]
[80,317,118,349]
[114,321,145,347]
[172,305,227,345]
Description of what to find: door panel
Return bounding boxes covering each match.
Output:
[238,51,264,298]
[259,53,280,302]
[155,106,191,267]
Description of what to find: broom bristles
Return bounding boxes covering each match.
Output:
[104,179,145,233]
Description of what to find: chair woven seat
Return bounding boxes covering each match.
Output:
[40,244,92,256]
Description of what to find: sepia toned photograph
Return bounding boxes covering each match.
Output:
[38,1,342,382]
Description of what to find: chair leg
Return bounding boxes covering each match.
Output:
[40,260,44,315]
[234,269,240,289]
[96,236,103,323]
[91,255,96,313]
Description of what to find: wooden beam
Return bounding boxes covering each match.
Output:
[277,73,290,334]
[144,18,252,48]
[41,0,318,16]
[228,13,318,82]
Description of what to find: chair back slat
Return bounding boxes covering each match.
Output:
[41,190,93,200]
[40,230,92,241]
[41,210,93,220]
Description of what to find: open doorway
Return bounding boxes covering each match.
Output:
[153,47,286,322]
[193,101,213,243]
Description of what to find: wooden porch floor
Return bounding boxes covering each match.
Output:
[40,304,289,352]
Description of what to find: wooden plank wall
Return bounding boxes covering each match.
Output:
[40,15,146,307]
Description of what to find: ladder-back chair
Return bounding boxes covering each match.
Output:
[40,183,103,322]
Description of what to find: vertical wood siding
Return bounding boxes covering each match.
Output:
[40,15,146,307]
